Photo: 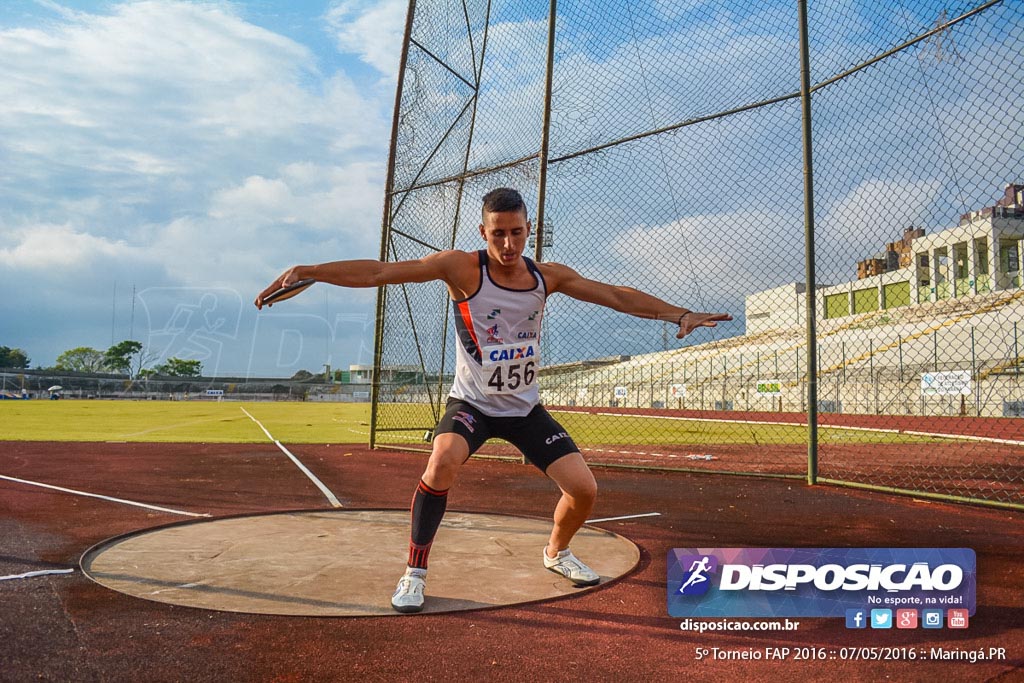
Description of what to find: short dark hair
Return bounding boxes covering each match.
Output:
[481,187,528,219]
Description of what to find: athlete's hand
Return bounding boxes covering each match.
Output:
[254,266,304,309]
[676,311,732,339]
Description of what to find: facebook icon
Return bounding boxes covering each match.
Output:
[846,609,867,629]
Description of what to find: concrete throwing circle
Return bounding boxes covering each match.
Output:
[81,509,640,616]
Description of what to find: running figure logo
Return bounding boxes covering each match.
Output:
[677,555,717,596]
[484,324,504,344]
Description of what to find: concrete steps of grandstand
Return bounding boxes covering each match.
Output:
[540,287,1024,391]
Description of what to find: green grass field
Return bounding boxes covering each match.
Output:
[1,400,944,446]
[371,403,941,446]
[548,410,938,446]
[0,400,372,443]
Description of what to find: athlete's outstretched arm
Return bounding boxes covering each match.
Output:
[540,262,732,339]
[255,250,467,309]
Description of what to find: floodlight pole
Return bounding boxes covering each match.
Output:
[370,0,418,449]
[798,0,819,485]
[534,0,557,263]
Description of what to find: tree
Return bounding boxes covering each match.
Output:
[131,348,157,379]
[104,340,143,376]
[55,347,106,373]
[154,357,203,377]
[0,346,30,369]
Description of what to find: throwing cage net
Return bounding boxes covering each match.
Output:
[371,0,1024,509]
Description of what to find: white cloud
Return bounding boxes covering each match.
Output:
[0,0,383,192]
[816,179,942,280]
[822,179,942,237]
[0,2,393,371]
[324,0,407,76]
[585,178,941,315]
[0,1,390,263]
[651,0,715,22]
[604,209,803,307]
[209,160,384,232]
[0,2,309,121]
[0,223,145,269]
[152,216,269,285]
[210,176,296,223]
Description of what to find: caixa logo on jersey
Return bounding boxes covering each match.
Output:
[667,548,976,618]
[487,345,535,362]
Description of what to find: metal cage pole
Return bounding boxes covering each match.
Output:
[370,0,418,449]
[798,0,819,485]
[534,0,558,263]
[436,0,494,428]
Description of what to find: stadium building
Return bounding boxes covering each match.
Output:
[747,183,1024,334]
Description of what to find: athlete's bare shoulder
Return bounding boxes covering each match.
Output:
[429,249,478,279]
[432,249,478,269]
[535,261,581,294]
[431,249,481,299]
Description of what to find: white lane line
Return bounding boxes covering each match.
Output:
[901,430,1024,446]
[587,512,661,523]
[0,474,209,518]
[0,568,75,582]
[240,407,343,508]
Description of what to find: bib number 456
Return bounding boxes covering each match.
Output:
[487,361,536,393]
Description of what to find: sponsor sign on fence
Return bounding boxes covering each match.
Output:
[920,371,972,396]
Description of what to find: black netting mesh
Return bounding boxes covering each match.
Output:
[373,0,1024,508]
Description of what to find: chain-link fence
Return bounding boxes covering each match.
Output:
[0,369,362,402]
[372,0,1024,509]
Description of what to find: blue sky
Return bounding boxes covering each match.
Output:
[1,0,407,376]
[2,0,1020,376]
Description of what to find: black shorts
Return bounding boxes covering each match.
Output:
[434,398,579,473]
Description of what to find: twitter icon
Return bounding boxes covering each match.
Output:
[870,609,893,629]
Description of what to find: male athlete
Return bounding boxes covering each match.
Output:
[255,188,731,613]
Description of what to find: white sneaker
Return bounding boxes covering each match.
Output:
[543,548,600,586]
[391,569,426,613]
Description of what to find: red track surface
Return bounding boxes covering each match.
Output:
[542,407,1024,506]
[552,406,1024,441]
[2,441,1022,681]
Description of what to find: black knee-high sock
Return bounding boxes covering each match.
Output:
[408,480,448,569]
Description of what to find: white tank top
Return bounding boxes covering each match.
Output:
[450,250,546,417]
